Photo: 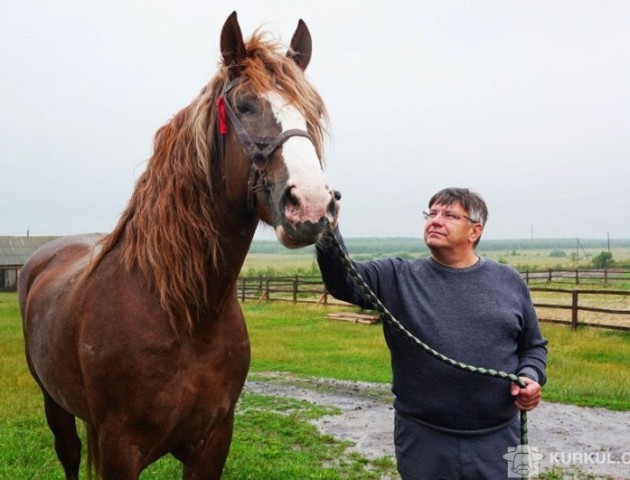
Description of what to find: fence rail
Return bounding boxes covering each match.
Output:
[3,267,629,292]
[522,268,630,285]
[529,287,630,331]
[4,268,630,331]
[238,274,630,332]
[239,275,331,305]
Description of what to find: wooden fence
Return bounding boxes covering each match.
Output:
[3,267,629,292]
[239,275,330,305]
[522,268,630,285]
[530,287,630,331]
[4,268,630,331]
[238,274,630,332]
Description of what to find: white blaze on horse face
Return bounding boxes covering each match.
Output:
[264,92,332,226]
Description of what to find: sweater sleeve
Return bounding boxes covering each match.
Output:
[516,283,548,386]
[315,229,375,310]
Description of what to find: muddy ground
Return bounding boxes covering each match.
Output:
[244,372,630,479]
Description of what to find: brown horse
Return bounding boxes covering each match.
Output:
[18,12,338,480]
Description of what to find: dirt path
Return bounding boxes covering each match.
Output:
[244,373,630,479]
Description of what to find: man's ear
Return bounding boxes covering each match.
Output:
[469,223,484,244]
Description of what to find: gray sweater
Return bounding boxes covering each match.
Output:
[316,234,548,433]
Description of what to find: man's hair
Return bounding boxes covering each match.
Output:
[428,187,488,228]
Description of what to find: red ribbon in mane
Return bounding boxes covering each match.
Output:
[217,96,228,135]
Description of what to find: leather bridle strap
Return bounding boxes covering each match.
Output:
[222,101,312,161]
[217,77,314,211]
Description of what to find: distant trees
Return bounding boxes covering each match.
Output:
[591,251,614,269]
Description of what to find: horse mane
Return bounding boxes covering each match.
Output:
[87,30,329,332]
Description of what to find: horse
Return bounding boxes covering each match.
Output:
[18,11,338,479]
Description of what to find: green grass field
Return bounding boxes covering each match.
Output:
[2,292,628,478]
[241,246,630,277]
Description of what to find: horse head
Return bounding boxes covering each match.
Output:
[218,12,339,248]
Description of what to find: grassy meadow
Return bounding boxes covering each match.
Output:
[2,289,630,478]
[241,244,630,277]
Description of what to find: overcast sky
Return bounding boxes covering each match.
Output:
[2,1,629,241]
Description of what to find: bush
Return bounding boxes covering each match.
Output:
[591,251,614,269]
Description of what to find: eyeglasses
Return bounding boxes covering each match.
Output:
[422,209,479,224]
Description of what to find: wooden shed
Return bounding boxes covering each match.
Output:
[0,236,57,291]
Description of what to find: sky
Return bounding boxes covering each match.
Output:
[2,1,629,241]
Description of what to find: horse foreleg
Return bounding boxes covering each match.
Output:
[94,420,144,480]
[182,412,235,480]
[43,392,81,480]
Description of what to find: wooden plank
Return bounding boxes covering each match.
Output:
[326,312,380,324]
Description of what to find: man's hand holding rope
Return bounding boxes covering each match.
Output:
[512,377,542,411]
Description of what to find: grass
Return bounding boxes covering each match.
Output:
[242,252,321,277]
[245,303,389,382]
[2,291,628,478]
[483,247,630,271]
[542,327,630,410]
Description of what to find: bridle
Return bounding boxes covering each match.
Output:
[216,77,315,212]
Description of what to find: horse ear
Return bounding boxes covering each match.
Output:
[220,11,246,75]
[287,19,312,71]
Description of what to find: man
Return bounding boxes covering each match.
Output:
[316,187,547,479]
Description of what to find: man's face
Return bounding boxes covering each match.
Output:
[423,201,482,251]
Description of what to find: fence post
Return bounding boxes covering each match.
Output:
[547,269,552,283]
[575,269,579,285]
[241,277,246,302]
[316,288,328,307]
[525,271,529,285]
[571,290,579,330]
[604,269,608,284]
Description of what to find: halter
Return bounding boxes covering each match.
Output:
[217,77,315,212]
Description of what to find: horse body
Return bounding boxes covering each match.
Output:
[21,230,252,477]
[19,12,336,479]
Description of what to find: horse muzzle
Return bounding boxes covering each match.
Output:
[274,185,340,248]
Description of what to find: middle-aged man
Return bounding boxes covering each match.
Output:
[316,187,547,479]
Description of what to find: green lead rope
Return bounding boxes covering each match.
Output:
[326,230,528,446]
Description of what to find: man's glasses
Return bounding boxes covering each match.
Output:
[422,209,479,224]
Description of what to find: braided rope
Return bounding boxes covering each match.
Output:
[326,230,528,445]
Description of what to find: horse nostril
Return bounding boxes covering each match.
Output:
[283,186,300,209]
[327,196,339,218]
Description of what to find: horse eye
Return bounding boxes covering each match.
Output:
[236,100,255,115]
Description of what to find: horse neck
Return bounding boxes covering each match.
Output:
[206,208,259,299]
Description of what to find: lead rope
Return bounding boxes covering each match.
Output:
[326,229,528,446]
